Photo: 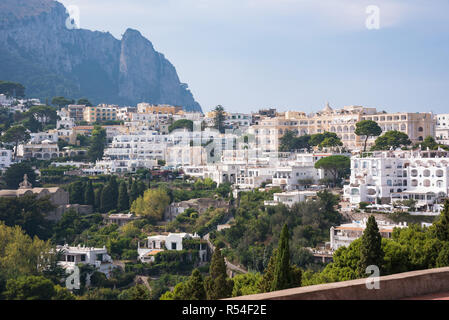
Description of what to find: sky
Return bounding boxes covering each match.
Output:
[58,0,449,114]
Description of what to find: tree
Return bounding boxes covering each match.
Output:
[100,184,115,213]
[77,98,92,107]
[0,81,25,98]
[213,105,226,134]
[355,120,382,152]
[314,155,350,186]
[204,249,233,299]
[129,180,140,206]
[51,96,74,109]
[309,132,339,148]
[435,200,449,242]
[25,105,58,130]
[117,181,130,212]
[260,225,302,293]
[279,130,298,152]
[0,107,14,133]
[118,284,150,300]
[272,224,294,291]
[84,180,95,206]
[168,119,194,132]
[0,223,54,280]
[94,185,103,211]
[232,273,262,297]
[358,215,384,276]
[131,188,170,221]
[184,269,206,300]
[0,195,55,240]
[418,136,439,150]
[69,180,85,204]
[87,125,106,162]
[319,136,343,148]
[109,176,119,203]
[4,162,36,189]
[3,275,56,300]
[371,130,412,150]
[1,125,30,159]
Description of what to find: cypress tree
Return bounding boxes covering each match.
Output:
[272,224,292,291]
[117,181,130,212]
[359,215,384,276]
[94,185,103,211]
[109,176,119,202]
[137,181,147,197]
[129,181,140,206]
[84,180,95,206]
[69,181,84,204]
[204,249,233,299]
[100,184,115,213]
[435,200,449,242]
[260,225,301,293]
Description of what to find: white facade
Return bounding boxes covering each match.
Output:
[56,244,114,277]
[343,149,449,212]
[435,113,449,145]
[0,149,12,170]
[330,218,407,251]
[137,232,205,263]
[264,190,317,207]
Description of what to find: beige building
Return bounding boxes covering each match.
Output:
[0,175,91,220]
[137,103,183,115]
[248,103,435,151]
[83,104,118,123]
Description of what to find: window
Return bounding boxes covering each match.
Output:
[81,254,86,262]
[171,242,177,250]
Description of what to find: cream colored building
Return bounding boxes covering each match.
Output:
[248,103,435,151]
[137,103,183,115]
[83,104,118,123]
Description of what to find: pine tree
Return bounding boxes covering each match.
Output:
[84,180,95,207]
[359,215,384,276]
[272,224,292,291]
[204,249,233,299]
[117,181,130,212]
[435,200,449,242]
[184,269,206,300]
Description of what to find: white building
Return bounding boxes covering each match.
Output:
[0,94,14,106]
[330,218,408,251]
[435,113,449,145]
[343,149,449,212]
[17,139,60,159]
[137,233,206,263]
[0,149,12,170]
[264,190,317,207]
[56,244,115,277]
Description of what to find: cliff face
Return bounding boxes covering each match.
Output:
[0,0,202,112]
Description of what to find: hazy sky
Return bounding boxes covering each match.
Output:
[59,0,449,114]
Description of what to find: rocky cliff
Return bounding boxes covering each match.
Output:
[0,0,202,112]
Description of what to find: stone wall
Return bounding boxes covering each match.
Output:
[227,267,449,300]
